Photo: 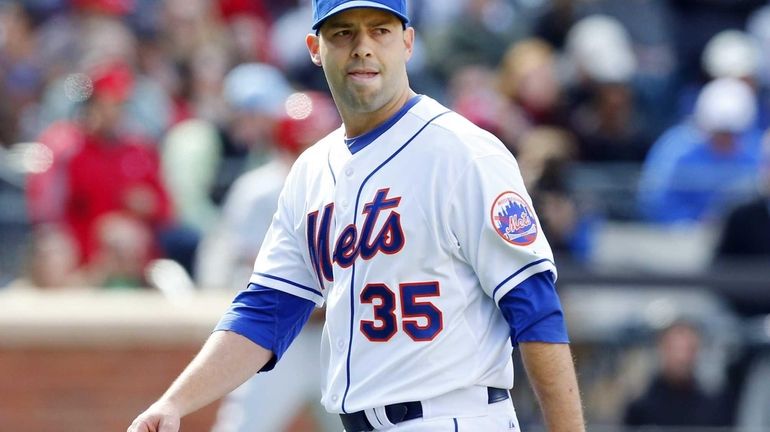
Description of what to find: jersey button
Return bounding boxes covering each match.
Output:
[345,168,354,177]
[337,339,346,351]
[341,199,349,208]
[331,394,339,402]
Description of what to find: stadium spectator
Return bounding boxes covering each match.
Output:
[747,6,770,134]
[497,38,569,132]
[31,13,173,142]
[638,78,764,223]
[221,8,273,65]
[268,1,324,89]
[0,142,32,286]
[697,29,768,131]
[425,0,525,83]
[702,30,761,85]
[0,3,45,141]
[63,61,174,269]
[532,0,578,50]
[217,0,271,24]
[715,131,770,260]
[196,90,339,290]
[449,65,522,151]
[667,0,765,87]
[160,62,292,247]
[623,321,731,428]
[9,224,85,289]
[747,5,770,89]
[572,0,679,137]
[564,15,652,162]
[517,127,598,261]
[25,123,83,224]
[86,212,155,289]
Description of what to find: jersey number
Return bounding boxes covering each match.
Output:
[359,282,444,342]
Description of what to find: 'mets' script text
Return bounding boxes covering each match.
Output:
[307,188,405,285]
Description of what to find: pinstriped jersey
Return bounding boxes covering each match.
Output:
[249,95,557,414]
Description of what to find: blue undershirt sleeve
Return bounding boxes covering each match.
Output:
[214,283,315,372]
[498,271,570,347]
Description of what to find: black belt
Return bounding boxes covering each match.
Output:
[339,387,510,432]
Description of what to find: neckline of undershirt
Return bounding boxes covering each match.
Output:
[344,95,423,155]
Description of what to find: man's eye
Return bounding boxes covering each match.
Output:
[374,28,390,35]
[334,30,351,37]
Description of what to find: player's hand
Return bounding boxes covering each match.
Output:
[127,401,181,432]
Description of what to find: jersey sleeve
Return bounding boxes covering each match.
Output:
[498,271,569,346]
[447,148,557,305]
[215,283,315,372]
[248,164,325,307]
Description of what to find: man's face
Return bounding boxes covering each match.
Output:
[658,324,700,383]
[86,96,125,137]
[307,8,414,116]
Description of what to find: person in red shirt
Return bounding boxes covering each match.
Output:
[64,61,173,276]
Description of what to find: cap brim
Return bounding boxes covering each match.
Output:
[312,0,409,30]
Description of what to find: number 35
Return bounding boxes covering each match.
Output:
[360,281,443,342]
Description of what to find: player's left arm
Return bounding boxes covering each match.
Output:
[519,341,585,432]
[444,137,584,428]
[497,272,585,431]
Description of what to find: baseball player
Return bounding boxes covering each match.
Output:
[128,1,585,431]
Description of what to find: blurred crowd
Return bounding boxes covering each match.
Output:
[0,0,768,290]
[0,0,769,430]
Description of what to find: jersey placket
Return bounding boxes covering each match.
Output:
[331,143,404,413]
[327,151,364,413]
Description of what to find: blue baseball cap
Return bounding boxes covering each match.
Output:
[312,0,409,31]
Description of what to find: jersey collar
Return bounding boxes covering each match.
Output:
[344,95,423,155]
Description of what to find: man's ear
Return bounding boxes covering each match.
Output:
[306,34,322,67]
[403,27,415,62]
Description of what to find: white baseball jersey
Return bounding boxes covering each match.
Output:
[249,95,556,414]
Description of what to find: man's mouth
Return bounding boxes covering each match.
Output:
[347,69,379,82]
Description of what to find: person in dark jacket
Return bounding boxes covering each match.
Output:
[623,321,730,428]
[716,132,770,259]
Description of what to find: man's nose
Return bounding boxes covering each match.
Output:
[351,33,374,58]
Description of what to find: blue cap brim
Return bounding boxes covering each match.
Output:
[312,1,409,30]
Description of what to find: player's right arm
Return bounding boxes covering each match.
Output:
[129,152,323,432]
[128,281,317,432]
[127,330,272,432]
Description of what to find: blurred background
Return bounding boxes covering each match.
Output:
[0,0,769,431]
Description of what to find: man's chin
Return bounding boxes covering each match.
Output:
[345,88,384,111]
[347,80,380,94]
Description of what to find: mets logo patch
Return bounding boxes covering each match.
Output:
[490,191,538,246]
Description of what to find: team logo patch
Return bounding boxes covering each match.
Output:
[490,191,538,246]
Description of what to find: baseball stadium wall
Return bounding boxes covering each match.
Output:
[0,289,232,432]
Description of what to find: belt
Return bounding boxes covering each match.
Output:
[339,387,510,432]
